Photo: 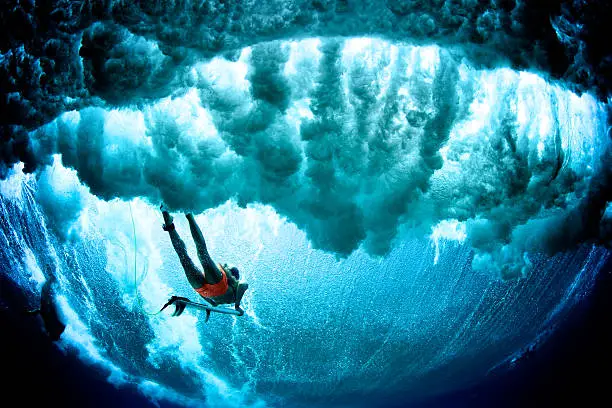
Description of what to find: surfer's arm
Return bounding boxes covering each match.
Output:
[234,282,248,315]
[203,297,218,307]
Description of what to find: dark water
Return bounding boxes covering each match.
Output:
[2,258,611,407]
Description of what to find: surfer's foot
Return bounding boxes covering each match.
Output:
[161,204,174,231]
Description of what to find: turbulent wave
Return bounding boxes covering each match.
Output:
[1,0,611,135]
[2,1,612,407]
[24,38,612,276]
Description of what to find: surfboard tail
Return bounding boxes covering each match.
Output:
[159,296,190,316]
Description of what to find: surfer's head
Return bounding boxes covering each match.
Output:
[222,263,240,280]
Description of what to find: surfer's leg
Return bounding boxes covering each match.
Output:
[186,213,222,284]
[162,210,206,289]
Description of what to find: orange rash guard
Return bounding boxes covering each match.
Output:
[194,263,229,298]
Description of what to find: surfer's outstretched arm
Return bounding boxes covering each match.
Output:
[202,297,218,307]
[224,269,247,314]
[234,282,248,315]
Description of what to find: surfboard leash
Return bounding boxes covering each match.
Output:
[129,201,164,316]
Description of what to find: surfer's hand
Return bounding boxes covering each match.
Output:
[235,305,244,316]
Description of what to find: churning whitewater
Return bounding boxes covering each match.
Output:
[27,39,612,276]
[1,1,612,407]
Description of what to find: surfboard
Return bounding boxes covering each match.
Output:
[160,296,243,320]
[180,299,243,316]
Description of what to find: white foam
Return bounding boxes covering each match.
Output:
[430,219,467,264]
[24,246,46,290]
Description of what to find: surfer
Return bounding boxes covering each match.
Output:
[160,205,249,316]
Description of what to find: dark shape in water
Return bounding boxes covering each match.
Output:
[26,276,66,341]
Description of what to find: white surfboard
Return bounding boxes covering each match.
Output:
[160,296,243,321]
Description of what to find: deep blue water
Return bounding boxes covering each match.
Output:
[2,259,612,407]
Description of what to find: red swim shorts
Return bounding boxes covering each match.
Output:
[195,264,228,298]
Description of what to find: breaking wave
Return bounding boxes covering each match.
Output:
[2,1,612,407]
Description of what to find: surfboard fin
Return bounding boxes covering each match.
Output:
[160,296,190,316]
[173,301,187,316]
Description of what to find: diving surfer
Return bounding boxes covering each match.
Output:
[160,205,249,316]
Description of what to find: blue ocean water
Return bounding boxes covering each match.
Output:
[2,2,612,407]
[1,160,610,407]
